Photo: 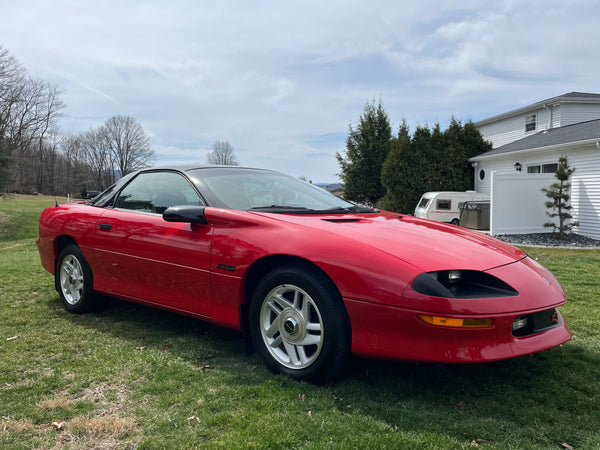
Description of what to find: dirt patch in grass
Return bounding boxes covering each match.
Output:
[0,243,26,250]
[1,418,35,433]
[69,415,137,438]
[39,398,72,410]
[77,384,130,413]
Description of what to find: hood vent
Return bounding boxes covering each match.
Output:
[322,218,362,223]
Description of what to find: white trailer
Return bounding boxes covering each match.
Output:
[414,191,490,225]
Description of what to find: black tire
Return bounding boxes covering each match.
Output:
[56,244,95,314]
[451,218,460,226]
[249,265,350,383]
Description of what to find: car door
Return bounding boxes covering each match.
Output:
[91,170,213,317]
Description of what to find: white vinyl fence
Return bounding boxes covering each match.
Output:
[490,172,555,236]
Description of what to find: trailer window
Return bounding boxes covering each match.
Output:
[437,199,451,210]
[418,198,430,208]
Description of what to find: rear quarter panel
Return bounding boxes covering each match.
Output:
[38,203,103,273]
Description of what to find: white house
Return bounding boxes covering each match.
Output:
[469,92,600,240]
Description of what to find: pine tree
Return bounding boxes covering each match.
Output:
[542,156,579,239]
[336,100,391,206]
[379,119,491,214]
[380,120,411,212]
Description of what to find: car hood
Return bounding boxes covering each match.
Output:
[256,211,526,272]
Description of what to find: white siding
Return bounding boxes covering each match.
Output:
[569,147,600,240]
[475,143,600,240]
[477,102,600,149]
[473,157,515,194]
[551,104,562,129]
[478,108,552,148]
[473,97,600,239]
[560,103,600,126]
[478,115,534,148]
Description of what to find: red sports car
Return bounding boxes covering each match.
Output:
[37,166,571,383]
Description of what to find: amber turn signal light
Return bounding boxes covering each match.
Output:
[418,315,494,328]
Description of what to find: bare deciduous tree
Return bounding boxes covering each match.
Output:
[1,46,27,189]
[79,115,154,190]
[33,83,65,193]
[0,46,65,192]
[99,115,154,176]
[60,133,91,194]
[81,126,114,190]
[207,140,239,166]
[1,46,153,195]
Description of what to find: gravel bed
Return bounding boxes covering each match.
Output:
[494,232,600,248]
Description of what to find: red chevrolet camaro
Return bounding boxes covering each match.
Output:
[37,166,571,382]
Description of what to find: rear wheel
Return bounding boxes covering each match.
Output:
[249,266,350,383]
[56,245,95,313]
[451,218,460,226]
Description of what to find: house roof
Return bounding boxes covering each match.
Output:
[471,118,600,160]
[474,92,600,127]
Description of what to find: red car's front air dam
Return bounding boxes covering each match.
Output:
[345,298,571,363]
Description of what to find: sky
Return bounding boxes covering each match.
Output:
[1,0,598,183]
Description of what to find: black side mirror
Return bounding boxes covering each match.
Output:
[163,205,207,224]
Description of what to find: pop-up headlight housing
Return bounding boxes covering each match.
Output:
[412,270,518,299]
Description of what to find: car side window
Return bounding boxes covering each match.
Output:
[115,172,202,214]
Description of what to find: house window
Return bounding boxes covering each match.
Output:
[437,199,451,210]
[525,114,536,132]
[479,169,485,181]
[527,163,558,174]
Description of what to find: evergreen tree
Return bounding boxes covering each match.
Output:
[427,123,445,190]
[380,118,491,214]
[444,119,492,191]
[336,100,391,206]
[380,120,411,212]
[542,156,579,239]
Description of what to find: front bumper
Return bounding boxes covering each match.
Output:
[345,298,571,363]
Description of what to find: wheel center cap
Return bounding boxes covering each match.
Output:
[284,318,298,335]
[279,310,305,343]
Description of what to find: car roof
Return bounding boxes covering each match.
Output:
[142,164,275,173]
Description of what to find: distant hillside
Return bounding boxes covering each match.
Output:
[314,183,343,197]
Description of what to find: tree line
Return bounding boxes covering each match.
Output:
[337,100,492,214]
[0,45,154,196]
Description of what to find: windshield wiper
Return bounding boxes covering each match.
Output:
[250,205,311,212]
[314,205,376,214]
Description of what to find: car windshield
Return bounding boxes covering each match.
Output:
[187,167,369,214]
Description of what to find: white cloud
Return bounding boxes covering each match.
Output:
[2,0,599,181]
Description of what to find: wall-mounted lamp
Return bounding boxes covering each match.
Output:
[514,162,522,172]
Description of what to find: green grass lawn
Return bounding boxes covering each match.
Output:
[1,196,599,448]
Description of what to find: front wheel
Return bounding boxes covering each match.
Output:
[249,266,350,383]
[56,244,95,313]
